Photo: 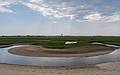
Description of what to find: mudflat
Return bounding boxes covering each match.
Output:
[0,61,120,75]
[8,45,116,57]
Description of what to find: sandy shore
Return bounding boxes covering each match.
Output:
[0,62,120,75]
[8,45,116,57]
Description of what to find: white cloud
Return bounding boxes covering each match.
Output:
[103,12,120,22]
[0,6,13,12]
[30,0,43,3]
[83,12,120,22]
[23,1,75,20]
[0,0,15,13]
[0,0,120,22]
[83,12,102,21]
[0,0,23,13]
[23,0,120,22]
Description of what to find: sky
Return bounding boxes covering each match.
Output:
[0,0,120,36]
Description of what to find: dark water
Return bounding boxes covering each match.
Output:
[0,45,120,67]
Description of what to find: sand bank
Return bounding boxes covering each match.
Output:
[8,45,116,57]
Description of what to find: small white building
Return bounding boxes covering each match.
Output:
[65,41,77,45]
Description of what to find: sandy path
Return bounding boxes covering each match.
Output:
[0,62,120,75]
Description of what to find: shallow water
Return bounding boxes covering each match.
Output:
[0,45,120,67]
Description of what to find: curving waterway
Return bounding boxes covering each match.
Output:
[0,44,120,67]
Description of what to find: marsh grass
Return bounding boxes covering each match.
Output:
[0,36,120,49]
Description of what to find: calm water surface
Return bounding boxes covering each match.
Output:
[0,45,120,67]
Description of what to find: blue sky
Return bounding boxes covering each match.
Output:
[0,0,120,36]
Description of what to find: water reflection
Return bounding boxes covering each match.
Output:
[0,46,120,67]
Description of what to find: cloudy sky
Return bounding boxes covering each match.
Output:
[0,0,120,36]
